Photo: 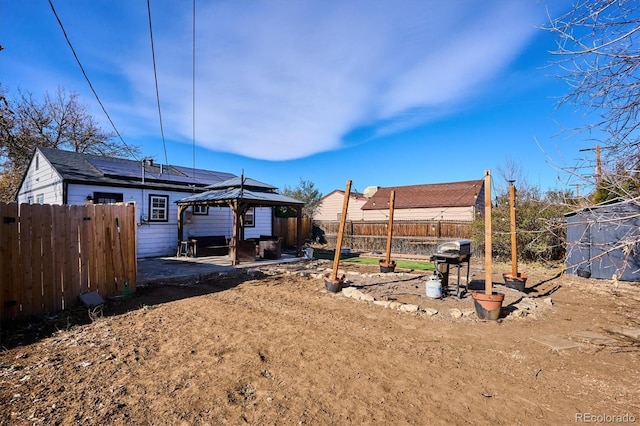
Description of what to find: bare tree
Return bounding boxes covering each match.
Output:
[0,86,140,201]
[546,0,640,199]
[471,159,572,264]
[545,1,640,279]
[496,156,535,195]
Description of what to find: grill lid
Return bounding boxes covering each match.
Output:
[436,239,471,255]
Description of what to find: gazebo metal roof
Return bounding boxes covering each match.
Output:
[175,176,305,264]
[204,177,277,191]
[176,187,303,207]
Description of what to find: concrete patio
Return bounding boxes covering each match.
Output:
[136,253,306,286]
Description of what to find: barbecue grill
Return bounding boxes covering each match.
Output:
[429,240,472,298]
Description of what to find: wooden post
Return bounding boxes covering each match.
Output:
[177,204,187,242]
[230,200,239,265]
[595,144,602,183]
[331,180,352,281]
[385,191,396,264]
[509,182,518,277]
[296,206,303,257]
[484,170,492,295]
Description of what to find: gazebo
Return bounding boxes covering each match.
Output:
[175,176,305,265]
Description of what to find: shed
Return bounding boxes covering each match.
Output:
[565,198,640,281]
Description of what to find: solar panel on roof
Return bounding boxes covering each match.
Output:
[88,158,142,178]
[88,157,235,186]
[172,166,235,185]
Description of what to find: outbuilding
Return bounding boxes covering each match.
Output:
[565,198,640,281]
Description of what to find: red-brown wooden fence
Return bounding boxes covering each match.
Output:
[273,217,312,247]
[0,202,136,321]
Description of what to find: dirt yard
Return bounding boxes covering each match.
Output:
[1,259,639,425]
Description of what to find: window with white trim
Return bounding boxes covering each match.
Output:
[36,194,44,205]
[244,207,255,227]
[149,194,169,222]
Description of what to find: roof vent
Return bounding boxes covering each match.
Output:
[363,186,379,198]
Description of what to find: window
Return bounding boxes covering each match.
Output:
[27,196,34,205]
[93,192,123,204]
[36,194,44,205]
[149,194,169,222]
[35,154,39,170]
[192,205,208,215]
[244,207,255,227]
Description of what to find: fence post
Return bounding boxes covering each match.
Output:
[0,202,20,320]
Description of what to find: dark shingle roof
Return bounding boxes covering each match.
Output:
[361,180,484,210]
[37,147,235,192]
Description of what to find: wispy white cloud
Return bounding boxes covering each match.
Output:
[115,0,544,160]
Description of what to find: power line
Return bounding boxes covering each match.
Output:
[146,0,168,167]
[192,0,197,189]
[48,0,139,160]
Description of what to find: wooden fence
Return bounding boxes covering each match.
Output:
[273,217,312,248]
[0,202,137,321]
[317,219,472,238]
[314,219,473,255]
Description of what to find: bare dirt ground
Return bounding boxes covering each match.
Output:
[1,259,639,425]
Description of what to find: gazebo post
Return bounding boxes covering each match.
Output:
[177,204,188,242]
[296,206,303,257]
[238,202,249,241]
[230,200,239,265]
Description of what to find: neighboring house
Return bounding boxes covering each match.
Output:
[314,190,368,221]
[565,198,640,282]
[315,180,485,222]
[17,147,274,258]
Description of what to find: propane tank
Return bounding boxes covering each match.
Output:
[426,271,442,299]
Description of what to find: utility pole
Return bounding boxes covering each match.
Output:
[579,145,602,184]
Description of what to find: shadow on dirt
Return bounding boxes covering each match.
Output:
[524,271,564,297]
[0,272,264,351]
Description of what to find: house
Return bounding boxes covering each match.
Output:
[16,147,277,258]
[315,180,485,222]
[565,198,640,281]
[313,190,368,221]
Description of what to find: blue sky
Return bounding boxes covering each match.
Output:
[1,0,596,197]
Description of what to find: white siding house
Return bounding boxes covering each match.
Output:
[17,147,275,258]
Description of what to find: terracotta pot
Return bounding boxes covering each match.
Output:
[471,290,505,321]
[323,273,344,293]
[379,260,396,273]
[502,272,528,292]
